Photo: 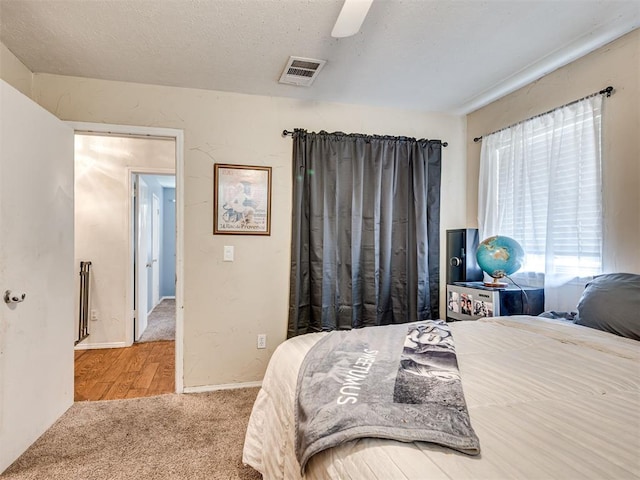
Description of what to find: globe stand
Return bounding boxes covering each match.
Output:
[483,279,508,288]
[483,275,508,288]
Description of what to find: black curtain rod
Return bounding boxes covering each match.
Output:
[282,129,448,147]
[473,85,614,143]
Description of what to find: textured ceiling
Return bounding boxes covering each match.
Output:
[1,0,639,114]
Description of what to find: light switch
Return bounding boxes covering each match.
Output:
[223,245,234,262]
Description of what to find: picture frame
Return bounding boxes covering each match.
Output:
[213,163,272,235]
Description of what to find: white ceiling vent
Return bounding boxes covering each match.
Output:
[279,56,327,87]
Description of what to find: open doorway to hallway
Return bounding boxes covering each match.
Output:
[73,131,179,401]
[133,173,177,345]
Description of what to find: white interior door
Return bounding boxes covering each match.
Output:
[134,175,149,341]
[0,81,75,473]
[151,193,160,307]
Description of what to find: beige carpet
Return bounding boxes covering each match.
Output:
[2,388,262,480]
[139,298,176,343]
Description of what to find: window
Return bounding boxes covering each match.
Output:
[478,95,603,283]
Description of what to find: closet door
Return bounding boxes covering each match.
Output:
[0,80,75,473]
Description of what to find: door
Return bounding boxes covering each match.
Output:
[0,81,75,472]
[134,175,149,341]
[151,193,160,307]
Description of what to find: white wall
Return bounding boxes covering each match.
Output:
[0,43,32,98]
[33,74,466,388]
[74,134,175,347]
[466,29,640,279]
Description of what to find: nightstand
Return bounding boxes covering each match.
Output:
[446,281,544,321]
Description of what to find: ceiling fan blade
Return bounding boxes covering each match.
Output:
[331,0,374,38]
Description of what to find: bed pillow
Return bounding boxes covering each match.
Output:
[574,273,640,340]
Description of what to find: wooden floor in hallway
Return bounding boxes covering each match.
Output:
[74,340,175,401]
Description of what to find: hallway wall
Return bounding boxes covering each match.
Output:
[161,187,177,298]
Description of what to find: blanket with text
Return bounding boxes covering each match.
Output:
[295,320,480,473]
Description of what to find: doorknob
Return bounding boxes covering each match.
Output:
[4,290,26,304]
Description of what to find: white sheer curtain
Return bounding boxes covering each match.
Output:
[478,95,603,310]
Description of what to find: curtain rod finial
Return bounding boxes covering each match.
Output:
[600,86,614,97]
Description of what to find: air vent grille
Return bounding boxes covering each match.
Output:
[279,56,327,87]
[291,60,321,70]
[287,68,315,78]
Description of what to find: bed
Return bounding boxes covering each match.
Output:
[243,314,640,479]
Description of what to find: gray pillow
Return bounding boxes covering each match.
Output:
[574,273,640,340]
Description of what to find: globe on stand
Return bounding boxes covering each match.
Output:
[476,235,525,288]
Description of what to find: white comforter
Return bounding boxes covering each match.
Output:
[243,316,640,479]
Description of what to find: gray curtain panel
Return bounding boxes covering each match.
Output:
[288,130,442,337]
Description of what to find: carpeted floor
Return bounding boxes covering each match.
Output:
[2,388,262,480]
[139,298,175,343]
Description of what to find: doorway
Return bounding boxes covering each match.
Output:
[134,173,176,344]
[70,123,184,398]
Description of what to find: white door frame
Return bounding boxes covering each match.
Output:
[67,121,185,393]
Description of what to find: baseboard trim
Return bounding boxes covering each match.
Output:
[74,341,128,350]
[183,381,262,393]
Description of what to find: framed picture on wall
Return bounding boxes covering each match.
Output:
[213,163,272,235]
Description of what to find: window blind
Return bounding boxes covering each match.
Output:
[479,95,603,278]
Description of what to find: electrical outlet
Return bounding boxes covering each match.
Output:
[90,309,98,321]
[257,334,267,349]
